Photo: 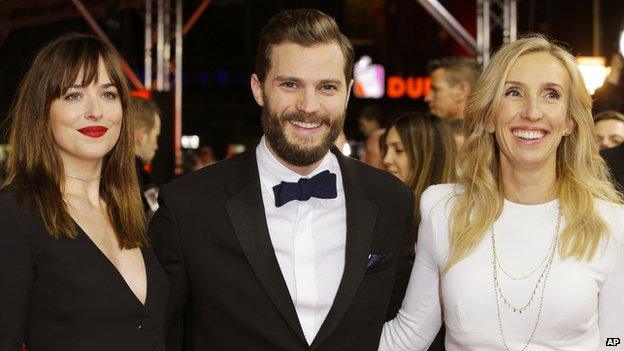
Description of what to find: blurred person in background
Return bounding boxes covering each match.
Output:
[129,95,161,221]
[593,53,623,113]
[594,110,624,150]
[425,56,480,151]
[0,33,167,351]
[358,104,386,137]
[425,56,480,122]
[363,128,386,169]
[381,112,456,351]
[193,145,216,170]
[380,35,623,351]
[381,112,456,225]
[601,142,624,192]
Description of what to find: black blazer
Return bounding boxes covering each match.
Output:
[150,148,415,351]
[0,190,169,351]
[602,143,624,192]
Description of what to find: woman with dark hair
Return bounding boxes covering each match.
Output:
[381,112,457,225]
[0,33,167,350]
[381,112,456,351]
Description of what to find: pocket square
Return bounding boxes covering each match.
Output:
[366,252,394,269]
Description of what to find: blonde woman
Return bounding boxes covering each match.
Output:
[379,35,624,350]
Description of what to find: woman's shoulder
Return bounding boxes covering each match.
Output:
[420,183,463,211]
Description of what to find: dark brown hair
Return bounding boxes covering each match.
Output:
[255,9,354,83]
[594,110,624,124]
[2,32,147,249]
[382,113,457,223]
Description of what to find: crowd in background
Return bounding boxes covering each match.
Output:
[0,9,623,350]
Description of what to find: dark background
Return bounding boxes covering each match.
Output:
[1,0,623,179]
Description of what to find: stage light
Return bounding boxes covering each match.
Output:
[619,31,624,57]
[181,135,200,149]
[576,56,609,95]
[342,142,352,156]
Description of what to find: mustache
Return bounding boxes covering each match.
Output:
[280,111,331,125]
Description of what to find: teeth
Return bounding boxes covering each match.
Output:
[513,130,545,140]
[290,120,322,129]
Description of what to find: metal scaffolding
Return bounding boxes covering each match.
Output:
[414,0,517,65]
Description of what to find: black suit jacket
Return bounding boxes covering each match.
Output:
[150,148,415,351]
[602,143,624,192]
[0,190,169,351]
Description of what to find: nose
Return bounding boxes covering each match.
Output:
[597,137,609,150]
[85,95,104,120]
[521,96,542,121]
[295,88,320,114]
[424,91,433,103]
[382,149,393,168]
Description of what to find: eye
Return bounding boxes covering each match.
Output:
[504,88,522,98]
[544,90,561,100]
[280,81,297,89]
[320,84,338,91]
[64,91,82,102]
[102,90,118,101]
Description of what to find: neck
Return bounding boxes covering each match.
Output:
[61,156,104,206]
[265,139,324,176]
[500,157,557,205]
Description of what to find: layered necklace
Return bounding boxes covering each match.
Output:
[490,208,562,351]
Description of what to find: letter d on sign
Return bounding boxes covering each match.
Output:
[606,337,620,346]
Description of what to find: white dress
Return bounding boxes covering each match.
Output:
[379,184,624,351]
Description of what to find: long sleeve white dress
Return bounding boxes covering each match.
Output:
[380,184,624,351]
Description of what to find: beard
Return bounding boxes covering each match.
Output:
[261,101,345,167]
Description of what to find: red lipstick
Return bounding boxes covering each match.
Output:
[78,126,108,138]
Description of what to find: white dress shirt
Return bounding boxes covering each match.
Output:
[256,136,347,345]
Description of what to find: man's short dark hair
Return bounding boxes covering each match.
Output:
[255,9,354,83]
[129,96,161,132]
[359,104,386,126]
[594,110,624,124]
[427,56,481,88]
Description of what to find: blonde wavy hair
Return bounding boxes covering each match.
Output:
[446,35,621,272]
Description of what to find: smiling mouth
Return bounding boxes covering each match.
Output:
[289,120,323,129]
[512,129,547,141]
[78,126,108,138]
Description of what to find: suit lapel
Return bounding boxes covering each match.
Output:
[311,149,379,349]
[224,151,307,344]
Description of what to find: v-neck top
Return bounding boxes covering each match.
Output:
[0,190,169,351]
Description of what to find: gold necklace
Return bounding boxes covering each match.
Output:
[491,209,561,351]
[495,226,556,280]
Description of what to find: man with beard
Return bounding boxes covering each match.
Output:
[151,9,415,351]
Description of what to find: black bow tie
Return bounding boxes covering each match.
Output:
[272,170,337,207]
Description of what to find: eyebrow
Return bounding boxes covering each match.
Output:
[505,80,564,90]
[67,83,117,90]
[274,76,344,87]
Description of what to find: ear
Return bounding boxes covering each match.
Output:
[250,73,265,107]
[564,117,576,136]
[134,128,148,145]
[345,78,354,108]
[456,82,471,101]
